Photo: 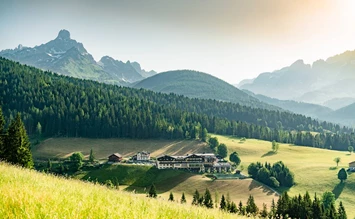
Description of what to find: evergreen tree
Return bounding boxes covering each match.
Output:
[337,201,347,219]
[260,203,268,218]
[180,192,186,204]
[270,199,276,218]
[238,201,245,215]
[47,159,52,172]
[192,190,200,205]
[4,113,33,168]
[168,192,174,201]
[228,201,238,213]
[89,148,95,163]
[203,188,213,208]
[148,184,157,198]
[246,195,259,215]
[220,194,227,210]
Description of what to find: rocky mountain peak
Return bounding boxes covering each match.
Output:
[56,29,71,40]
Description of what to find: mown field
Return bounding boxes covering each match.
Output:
[34,138,278,208]
[211,134,355,218]
[33,138,210,160]
[0,163,247,219]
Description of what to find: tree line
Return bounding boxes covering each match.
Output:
[148,184,347,219]
[0,58,355,151]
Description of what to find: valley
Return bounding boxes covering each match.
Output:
[34,135,355,218]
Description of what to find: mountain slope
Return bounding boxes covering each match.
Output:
[0,29,156,84]
[327,102,355,126]
[241,50,355,105]
[134,70,279,110]
[242,90,333,119]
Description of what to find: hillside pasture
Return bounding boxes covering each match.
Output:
[212,135,355,218]
[33,138,210,160]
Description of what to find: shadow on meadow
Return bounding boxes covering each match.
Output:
[261,151,277,158]
[248,179,282,196]
[332,182,345,199]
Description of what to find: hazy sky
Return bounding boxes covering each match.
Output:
[1,0,355,83]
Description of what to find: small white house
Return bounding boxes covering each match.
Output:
[133,151,150,161]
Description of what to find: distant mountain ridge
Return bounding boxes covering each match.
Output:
[240,50,355,107]
[0,29,156,84]
[134,69,281,110]
[242,90,333,119]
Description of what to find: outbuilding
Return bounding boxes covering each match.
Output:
[108,153,123,162]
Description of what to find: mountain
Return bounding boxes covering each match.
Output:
[0,29,156,84]
[240,50,355,105]
[134,70,280,110]
[242,90,333,119]
[2,57,354,151]
[324,97,355,111]
[327,103,355,126]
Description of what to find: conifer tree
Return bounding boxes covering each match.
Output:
[228,201,238,213]
[246,195,259,215]
[192,190,200,205]
[220,194,227,210]
[260,203,268,218]
[148,184,157,198]
[337,201,347,219]
[168,192,174,201]
[180,192,186,204]
[89,148,95,163]
[47,159,52,172]
[238,201,245,215]
[203,188,213,208]
[4,113,33,168]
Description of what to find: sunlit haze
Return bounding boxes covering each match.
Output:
[1,0,355,83]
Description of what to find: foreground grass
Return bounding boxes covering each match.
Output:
[0,163,247,219]
[213,135,355,218]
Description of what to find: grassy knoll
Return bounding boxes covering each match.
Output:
[0,163,247,219]
[212,134,355,218]
[33,138,210,160]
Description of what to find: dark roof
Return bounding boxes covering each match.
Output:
[109,153,122,158]
[349,161,355,164]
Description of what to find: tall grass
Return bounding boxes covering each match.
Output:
[0,163,247,219]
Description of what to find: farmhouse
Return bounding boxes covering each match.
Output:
[156,153,231,172]
[108,153,123,162]
[349,161,355,171]
[132,151,150,161]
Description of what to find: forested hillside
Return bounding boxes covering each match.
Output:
[0,58,354,150]
[134,70,277,110]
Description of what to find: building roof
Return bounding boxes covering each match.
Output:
[109,153,122,158]
[138,151,150,155]
[349,161,355,164]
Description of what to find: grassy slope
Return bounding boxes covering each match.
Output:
[212,135,355,218]
[33,138,210,160]
[34,138,279,208]
[0,163,245,219]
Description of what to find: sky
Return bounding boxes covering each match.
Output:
[1,0,355,84]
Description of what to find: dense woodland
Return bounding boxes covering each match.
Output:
[1,57,355,151]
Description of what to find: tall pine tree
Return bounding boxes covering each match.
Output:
[4,113,33,168]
